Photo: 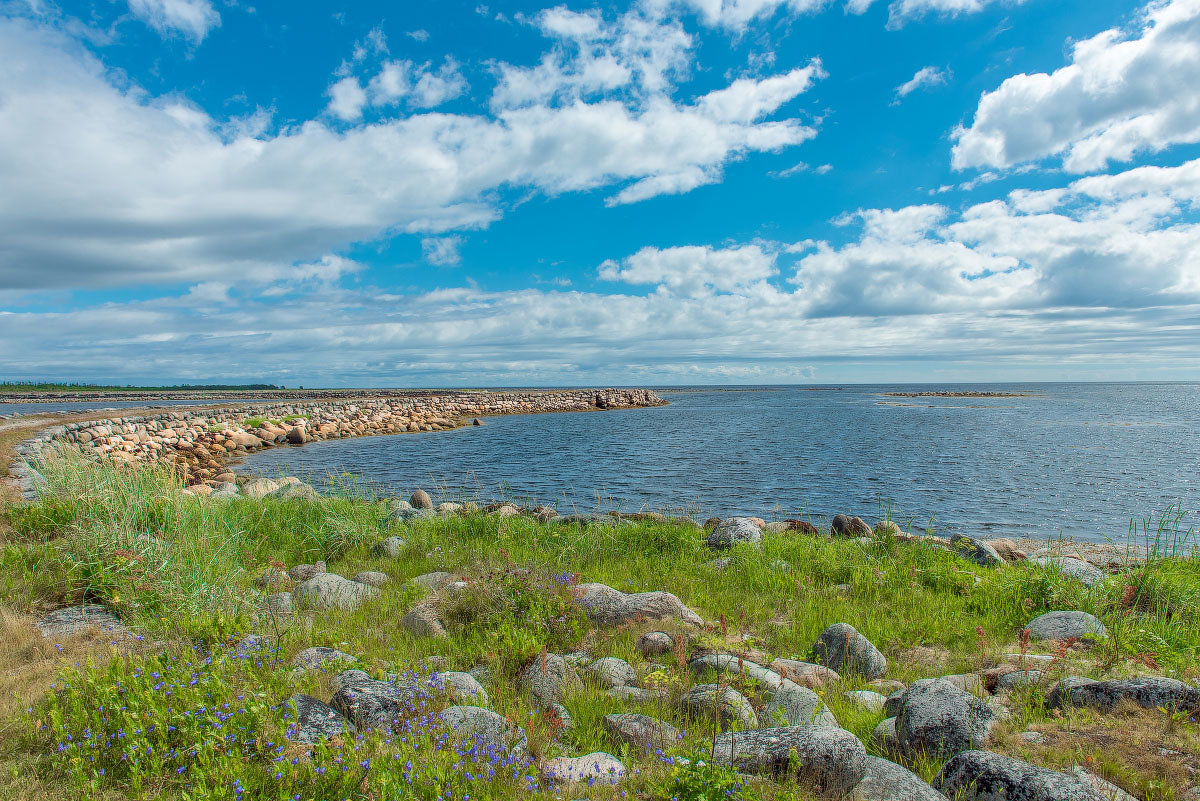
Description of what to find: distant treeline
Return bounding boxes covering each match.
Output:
[0,381,282,392]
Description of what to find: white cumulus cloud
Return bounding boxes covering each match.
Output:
[892,65,948,103]
[953,0,1200,172]
[127,0,219,43]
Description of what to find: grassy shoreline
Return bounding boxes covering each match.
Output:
[0,454,1197,800]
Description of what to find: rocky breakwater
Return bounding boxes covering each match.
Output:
[33,389,666,484]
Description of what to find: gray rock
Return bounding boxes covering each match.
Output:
[411,490,433,510]
[637,631,675,657]
[411,571,455,591]
[602,713,680,751]
[36,605,125,639]
[707,517,763,549]
[554,512,616,526]
[606,686,669,702]
[267,482,318,500]
[770,658,841,688]
[884,689,906,717]
[681,684,758,731]
[294,573,379,611]
[940,673,985,695]
[440,705,525,752]
[690,654,790,694]
[330,675,423,733]
[764,682,839,728]
[289,561,327,582]
[352,571,389,587]
[812,622,887,679]
[547,703,573,731]
[996,670,1044,692]
[518,653,581,706]
[574,583,703,627]
[284,693,352,743]
[586,657,638,688]
[374,536,405,558]
[437,671,489,706]
[1030,557,1104,587]
[1044,676,1101,707]
[1069,767,1141,801]
[712,725,867,797]
[951,534,1005,567]
[851,755,944,801]
[331,669,373,694]
[468,665,493,684]
[390,506,435,522]
[845,690,887,714]
[871,717,898,752]
[1047,676,1200,714]
[1025,611,1107,642]
[935,750,1107,801]
[896,678,997,760]
[267,592,293,616]
[1020,730,1047,745]
[291,646,357,671]
[562,651,591,667]
[401,602,447,638]
[543,753,625,785]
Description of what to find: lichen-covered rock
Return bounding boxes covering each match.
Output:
[706,517,763,549]
[845,690,887,714]
[602,713,681,751]
[764,682,839,728]
[951,534,1004,567]
[586,657,638,688]
[681,684,757,731]
[292,646,357,672]
[606,686,668,702]
[712,725,867,797]
[770,658,841,688]
[636,631,675,656]
[1047,676,1200,714]
[1025,611,1107,642]
[401,602,447,638]
[439,705,524,752]
[851,755,944,801]
[1029,557,1104,587]
[437,671,490,706]
[934,750,1107,801]
[518,653,581,706]
[330,676,423,733]
[543,753,625,785]
[284,694,352,743]
[896,678,997,760]
[995,670,1044,693]
[574,583,702,627]
[36,605,125,639]
[352,571,389,587]
[871,717,898,752]
[294,573,379,611]
[374,536,405,558]
[812,622,887,679]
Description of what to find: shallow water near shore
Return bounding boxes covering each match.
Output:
[237,382,1199,543]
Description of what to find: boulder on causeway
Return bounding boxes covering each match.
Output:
[812,622,887,679]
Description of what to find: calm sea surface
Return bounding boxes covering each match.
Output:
[228,383,1199,543]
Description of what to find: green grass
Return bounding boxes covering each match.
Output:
[2,454,1198,800]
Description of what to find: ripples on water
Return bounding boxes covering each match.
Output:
[231,384,1190,543]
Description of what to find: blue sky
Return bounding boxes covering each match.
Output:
[1,0,1198,385]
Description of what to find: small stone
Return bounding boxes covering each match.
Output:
[1025,611,1107,642]
[845,690,887,714]
[294,573,378,611]
[374,536,405,558]
[36,605,125,639]
[951,534,1004,567]
[411,571,455,591]
[996,670,1044,693]
[872,717,898,752]
[681,684,757,731]
[543,753,625,786]
[1020,730,1047,745]
[832,514,871,536]
[267,592,293,616]
[812,622,887,679]
[636,631,675,657]
[440,705,525,753]
[401,602,446,638]
[764,682,839,728]
[411,490,433,509]
[606,686,668,702]
[706,517,764,549]
[518,653,581,706]
[586,657,638,688]
[547,703,573,731]
[292,646,357,671]
[289,561,326,582]
[352,571,389,587]
[602,713,680,751]
[770,658,841,688]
